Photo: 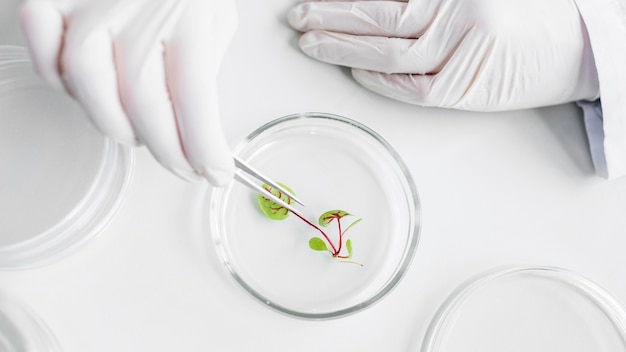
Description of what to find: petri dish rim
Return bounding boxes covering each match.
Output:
[421,265,626,352]
[0,292,62,351]
[209,112,421,319]
[0,46,135,269]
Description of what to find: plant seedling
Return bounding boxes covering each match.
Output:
[258,183,363,265]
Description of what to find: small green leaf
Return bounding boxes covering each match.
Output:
[318,210,351,227]
[343,218,362,235]
[308,237,330,252]
[346,239,353,258]
[257,182,295,221]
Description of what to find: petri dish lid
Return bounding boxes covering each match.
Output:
[0,46,134,268]
[208,112,421,319]
[422,266,626,352]
[0,293,61,351]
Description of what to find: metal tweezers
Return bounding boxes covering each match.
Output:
[233,156,306,218]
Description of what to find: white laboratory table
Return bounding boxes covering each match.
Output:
[2,1,626,351]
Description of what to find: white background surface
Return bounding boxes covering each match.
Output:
[2,1,626,351]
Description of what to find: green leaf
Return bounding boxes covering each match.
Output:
[346,239,353,258]
[343,218,362,235]
[257,182,295,221]
[318,210,351,227]
[308,237,330,252]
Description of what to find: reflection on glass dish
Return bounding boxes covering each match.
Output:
[208,112,420,319]
[422,266,626,352]
[0,46,134,268]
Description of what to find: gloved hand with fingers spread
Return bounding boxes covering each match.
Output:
[288,0,599,111]
[20,0,238,185]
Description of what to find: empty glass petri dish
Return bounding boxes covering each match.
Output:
[0,293,61,351]
[422,266,626,352]
[208,112,420,319]
[0,46,134,268]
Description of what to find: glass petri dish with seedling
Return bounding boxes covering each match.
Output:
[208,112,420,319]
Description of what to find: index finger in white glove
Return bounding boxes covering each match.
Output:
[290,1,463,74]
[289,1,420,37]
[165,2,237,185]
[299,29,463,74]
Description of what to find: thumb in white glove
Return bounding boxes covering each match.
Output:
[288,0,599,111]
[20,0,238,185]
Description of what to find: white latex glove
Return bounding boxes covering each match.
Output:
[288,0,600,111]
[20,0,238,185]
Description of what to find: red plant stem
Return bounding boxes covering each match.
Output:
[262,186,343,256]
[336,217,343,254]
[289,210,339,255]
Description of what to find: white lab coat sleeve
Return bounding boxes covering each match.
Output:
[577,100,607,177]
[573,0,626,179]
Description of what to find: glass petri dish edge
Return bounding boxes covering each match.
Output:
[0,47,136,268]
[210,112,421,319]
[421,265,626,352]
